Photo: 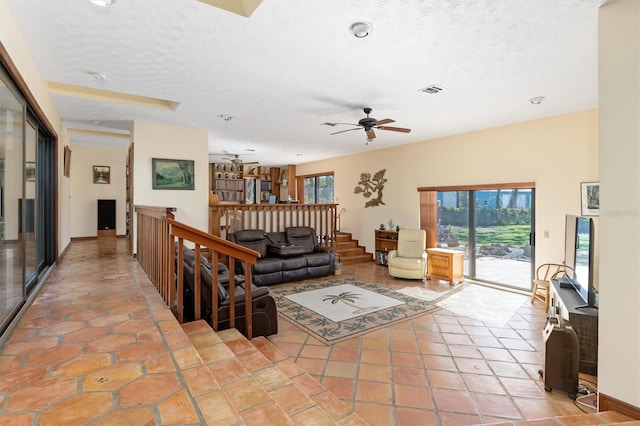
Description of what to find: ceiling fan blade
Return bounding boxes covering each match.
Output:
[330,127,361,135]
[366,129,376,140]
[327,122,360,127]
[374,118,395,126]
[243,161,261,165]
[377,126,411,133]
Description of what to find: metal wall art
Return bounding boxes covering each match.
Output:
[354,169,387,208]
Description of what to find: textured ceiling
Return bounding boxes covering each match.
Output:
[6,0,604,166]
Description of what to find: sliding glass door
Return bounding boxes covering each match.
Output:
[0,59,57,335]
[0,71,26,329]
[435,186,534,290]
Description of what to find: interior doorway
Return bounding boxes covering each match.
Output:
[419,183,535,291]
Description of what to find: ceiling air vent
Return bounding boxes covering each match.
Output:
[419,84,445,94]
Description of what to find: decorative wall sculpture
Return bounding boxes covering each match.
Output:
[354,169,387,208]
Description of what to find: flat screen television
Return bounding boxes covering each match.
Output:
[563,214,598,309]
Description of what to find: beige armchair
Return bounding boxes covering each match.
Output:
[387,229,427,280]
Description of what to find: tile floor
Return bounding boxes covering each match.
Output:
[267,262,604,425]
[0,239,616,425]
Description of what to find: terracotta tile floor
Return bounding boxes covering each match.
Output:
[0,238,621,425]
[266,262,606,426]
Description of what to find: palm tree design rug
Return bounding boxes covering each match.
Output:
[270,278,441,345]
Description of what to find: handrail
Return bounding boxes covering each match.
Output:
[135,206,176,304]
[135,205,259,338]
[209,203,338,248]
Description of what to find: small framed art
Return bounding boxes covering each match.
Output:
[94,166,110,184]
[581,182,599,216]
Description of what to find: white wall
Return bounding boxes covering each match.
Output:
[297,109,599,266]
[69,144,128,238]
[598,0,640,408]
[132,120,209,251]
[0,0,71,254]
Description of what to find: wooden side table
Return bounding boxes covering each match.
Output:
[426,248,464,285]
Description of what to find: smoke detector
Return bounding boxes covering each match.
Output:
[349,22,372,38]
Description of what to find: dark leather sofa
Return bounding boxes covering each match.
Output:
[227,226,335,287]
[179,246,278,337]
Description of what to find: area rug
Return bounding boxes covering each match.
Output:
[270,278,439,345]
[399,283,526,328]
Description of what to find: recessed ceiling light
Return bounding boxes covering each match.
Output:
[349,22,372,38]
[529,96,545,105]
[89,0,116,7]
[218,115,233,121]
[87,71,107,80]
[296,154,302,157]
[91,120,104,126]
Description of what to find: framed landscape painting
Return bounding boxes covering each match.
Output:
[152,158,194,190]
[93,165,110,184]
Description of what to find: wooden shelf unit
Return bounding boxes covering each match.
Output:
[375,229,398,265]
[211,163,244,202]
[426,248,464,285]
[211,164,281,204]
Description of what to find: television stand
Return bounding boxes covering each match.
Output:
[550,279,598,376]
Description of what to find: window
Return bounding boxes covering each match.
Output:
[303,174,334,204]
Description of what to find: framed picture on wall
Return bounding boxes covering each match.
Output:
[64,146,72,177]
[93,165,110,184]
[152,158,194,190]
[581,182,599,216]
[26,162,36,181]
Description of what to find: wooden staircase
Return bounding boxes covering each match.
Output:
[333,231,373,265]
[181,320,366,425]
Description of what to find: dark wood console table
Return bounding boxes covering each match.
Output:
[549,279,598,376]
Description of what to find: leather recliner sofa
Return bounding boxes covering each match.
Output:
[227,226,335,287]
[179,245,278,337]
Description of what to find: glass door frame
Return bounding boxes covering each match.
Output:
[419,182,536,290]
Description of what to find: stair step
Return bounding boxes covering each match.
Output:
[335,246,366,256]
[341,254,374,265]
[480,410,638,425]
[335,232,353,242]
[182,320,367,425]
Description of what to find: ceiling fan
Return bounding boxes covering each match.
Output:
[221,154,260,166]
[325,107,411,142]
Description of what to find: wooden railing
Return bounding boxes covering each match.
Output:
[209,203,338,246]
[135,206,176,303]
[135,205,259,338]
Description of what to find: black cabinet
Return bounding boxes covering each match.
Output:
[97,199,116,238]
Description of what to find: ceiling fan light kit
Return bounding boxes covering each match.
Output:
[349,21,372,38]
